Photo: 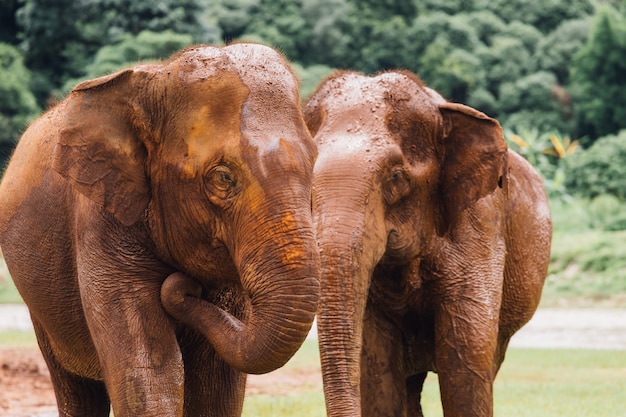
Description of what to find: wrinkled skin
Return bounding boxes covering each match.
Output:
[0,43,320,417]
[304,71,551,417]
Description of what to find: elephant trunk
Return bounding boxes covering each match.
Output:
[314,172,387,416]
[161,206,320,375]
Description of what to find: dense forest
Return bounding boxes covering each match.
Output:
[2,0,626,202]
[1,0,626,304]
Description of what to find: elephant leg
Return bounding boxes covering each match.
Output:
[33,321,110,417]
[434,297,500,417]
[360,305,408,417]
[406,372,427,417]
[80,279,184,416]
[178,329,247,417]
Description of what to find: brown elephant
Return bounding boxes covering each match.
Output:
[304,71,551,417]
[0,43,320,417]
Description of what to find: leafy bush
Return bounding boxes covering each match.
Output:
[570,9,626,141]
[532,18,590,84]
[545,230,626,305]
[61,30,193,94]
[564,129,626,200]
[0,43,40,162]
[551,195,626,232]
[499,72,562,132]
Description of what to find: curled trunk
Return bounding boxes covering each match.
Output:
[161,210,320,375]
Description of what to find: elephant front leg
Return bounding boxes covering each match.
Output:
[360,305,408,417]
[178,329,247,417]
[81,278,185,417]
[433,296,501,417]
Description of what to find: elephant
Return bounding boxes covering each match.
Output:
[304,71,551,417]
[0,43,320,417]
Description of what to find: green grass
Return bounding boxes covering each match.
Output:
[423,349,626,417]
[242,341,626,417]
[0,330,37,346]
[1,335,624,417]
[0,256,22,303]
[243,391,325,417]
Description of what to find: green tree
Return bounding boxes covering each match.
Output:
[16,0,86,98]
[570,9,626,141]
[240,0,307,60]
[407,13,485,101]
[359,16,412,72]
[0,0,19,44]
[499,71,572,133]
[479,0,593,33]
[419,40,484,102]
[347,0,416,21]
[61,30,193,94]
[481,36,532,87]
[16,0,215,105]
[501,21,542,54]
[96,0,210,42]
[206,0,258,41]
[299,0,355,67]
[467,88,499,117]
[464,11,507,44]
[0,43,39,163]
[416,0,479,14]
[533,18,590,84]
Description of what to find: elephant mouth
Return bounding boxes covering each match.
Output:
[383,228,426,265]
[384,228,403,256]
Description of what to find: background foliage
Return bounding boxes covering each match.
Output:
[0,1,624,133]
[1,0,625,148]
[1,0,626,305]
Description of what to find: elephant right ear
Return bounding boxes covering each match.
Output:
[52,69,151,226]
[437,102,508,235]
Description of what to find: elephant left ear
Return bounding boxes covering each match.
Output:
[53,69,151,226]
[437,102,508,235]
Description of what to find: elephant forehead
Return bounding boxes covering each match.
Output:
[320,71,418,106]
[223,43,299,95]
[323,76,389,113]
[176,44,298,99]
[178,73,249,167]
[316,71,435,123]
[241,134,314,182]
[317,133,392,155]
[314,134,400,181]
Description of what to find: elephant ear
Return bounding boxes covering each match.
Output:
[437,102,508,235]
[52,69,151,226]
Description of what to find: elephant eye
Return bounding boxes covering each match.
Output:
[205,164,240,204]
[216,169,236,188]
[384,168,412,205]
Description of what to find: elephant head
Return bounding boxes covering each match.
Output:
[304,71,507,415]
[52,43,320,374]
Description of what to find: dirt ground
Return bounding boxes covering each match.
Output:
[0,347,322,417]
[2,306,626,416]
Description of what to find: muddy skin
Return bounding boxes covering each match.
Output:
[0,43,320,417]
[305,70,551,417]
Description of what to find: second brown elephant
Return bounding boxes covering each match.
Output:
[304,71,551,417]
